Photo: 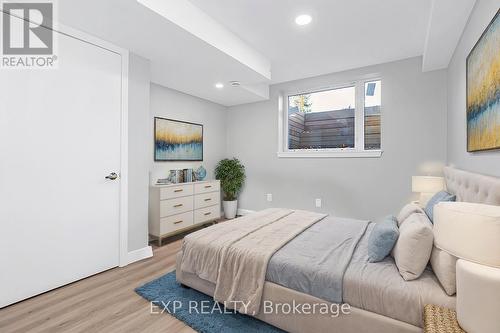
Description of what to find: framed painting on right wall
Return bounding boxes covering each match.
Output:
[466,9,500,152]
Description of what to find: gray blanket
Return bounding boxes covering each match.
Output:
[266,216,370,303]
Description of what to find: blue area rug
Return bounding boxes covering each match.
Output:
[135,271,285,333]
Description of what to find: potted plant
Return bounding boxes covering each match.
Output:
[215,158,245,219]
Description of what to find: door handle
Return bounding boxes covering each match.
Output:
[105,172,118,180]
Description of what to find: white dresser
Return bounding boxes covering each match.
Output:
[149,180,221,246]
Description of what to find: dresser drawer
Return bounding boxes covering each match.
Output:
[194,191,220,209]
[160,184,193,200]
[194,181,220,194]
[194,205,220,224]
[159,211,193,235]
[160,196,193,217]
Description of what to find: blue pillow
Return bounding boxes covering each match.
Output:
[368,215,399,263]
[424,191,456,222]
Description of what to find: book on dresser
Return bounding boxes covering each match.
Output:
[149,180,221,246]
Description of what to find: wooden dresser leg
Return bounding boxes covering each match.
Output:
[158,237,162,247]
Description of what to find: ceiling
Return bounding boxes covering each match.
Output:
[58,0,270,106]
[190,0,432,84]
[58,0,475,106]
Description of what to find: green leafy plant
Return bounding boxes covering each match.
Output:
[215,158,245,201]
[291,94,312,113]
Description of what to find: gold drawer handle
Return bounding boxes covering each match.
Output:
[174,220,183,224]
[204,198,212,202]
[204,185,212,188]
[174,189,183,193]
[204,212,212,216]
[174,204,183,208]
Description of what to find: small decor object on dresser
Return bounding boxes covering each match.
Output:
[183,168,193,183]
[215,158,245,219]
[154,117,203,161]
[466,9,500,152]
[194,165,207,181]
[167,170,177,183]
[176,169,184,183]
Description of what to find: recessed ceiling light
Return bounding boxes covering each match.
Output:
[215,83,224,89]
[295,14,312,26]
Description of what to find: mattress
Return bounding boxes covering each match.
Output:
[266,220,456,327]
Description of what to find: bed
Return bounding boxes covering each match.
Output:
[175,167,500,333]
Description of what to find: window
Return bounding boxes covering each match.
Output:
[364,80,381,150]
[279,79,381,157]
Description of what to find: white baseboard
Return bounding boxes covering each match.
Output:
[125,246,153,266]
[237,208,255,216]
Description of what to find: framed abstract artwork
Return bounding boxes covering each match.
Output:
[466,9,500,152]
[154,117,203,161]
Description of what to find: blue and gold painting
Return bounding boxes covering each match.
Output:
[467,9,500,152]
[154,117,203,161]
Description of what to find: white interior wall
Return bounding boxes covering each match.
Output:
[128,53,151,252]
[446,0,500,176]
[149,83,228,185]
[4,1,495,275]
[130,0,500,248]
[127,77,227,251]
[225,57,448,220]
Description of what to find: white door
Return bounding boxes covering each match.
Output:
[0,21,122,307]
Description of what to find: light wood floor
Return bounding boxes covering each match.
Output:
[0,238,195,333]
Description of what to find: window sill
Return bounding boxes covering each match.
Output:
[277,150,383,158]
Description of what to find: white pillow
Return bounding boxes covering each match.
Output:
[393,213,434,281]
[397,203,424,226]
[434,202,500,268]
[430,246,457,296]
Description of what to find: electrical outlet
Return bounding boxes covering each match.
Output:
[266,193,273,202]
[315,198,322,208]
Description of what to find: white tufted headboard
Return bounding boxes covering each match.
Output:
[444,167,500,206]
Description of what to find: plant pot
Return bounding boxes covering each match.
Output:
[223,200,238,219]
